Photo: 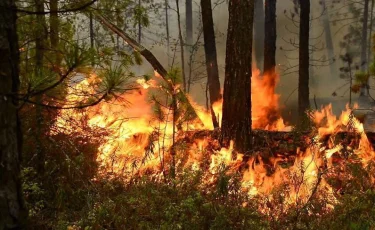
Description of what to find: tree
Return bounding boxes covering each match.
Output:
[360,0,370,96]
[263,0,276,85]
[186,0,193,46]
[321,0,337,80]
[0,0,28,228]
[253,0,264,72]
[298,0,310,124]
[165,0,170,66]
[175,0,187,91]
[34,0,48,174]
[201,0,221,128]
[262,0,279,122]
[221,0,254,153]
[50,0,60,64]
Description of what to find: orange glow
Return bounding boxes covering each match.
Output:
[54,68,375,212]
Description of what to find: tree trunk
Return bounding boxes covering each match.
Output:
[165,0,170,67]
[321,0,337,80]
[186,0,193,93]
[263,0,279,123]
[186,0,193,45]
[253,0,264,72]
[90,12,95,49]
[138,0,142,43]
[263,0,276,85]
[368,0,374,66]
[360,0,370,96]
[50,0,60,64]
[221,0,254,153]
[35,0,48,174]
[298,0,310,123]
[0,0,27,228]
[175,0,187,91]
[201,0,221,128]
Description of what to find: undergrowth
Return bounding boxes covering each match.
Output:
[21,109,375,229]
[22,152,375,230]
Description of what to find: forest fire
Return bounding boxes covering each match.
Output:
[54,69,375,213]
[4,0,375,227]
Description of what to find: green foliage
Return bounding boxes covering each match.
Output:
[63,43,93,69]
[354,72,370,85]
[98,64,137,96]
[166,67,183,85]
[133,4,150,28]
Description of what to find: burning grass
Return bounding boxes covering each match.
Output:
[36,69,375,229]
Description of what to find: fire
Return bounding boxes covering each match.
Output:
[54,68,375,213]
[204,69,287,131]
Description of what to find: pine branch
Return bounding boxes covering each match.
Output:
[93,11,202,124]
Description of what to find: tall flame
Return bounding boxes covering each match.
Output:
[54,69,375,212]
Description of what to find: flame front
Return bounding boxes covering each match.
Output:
[54,69,375,213]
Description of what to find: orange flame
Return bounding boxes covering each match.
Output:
[54,69,375,212]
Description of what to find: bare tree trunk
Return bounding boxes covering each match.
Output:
[253,0,264,72]
[186,0,193,93]
[298,0,310,124]
[0,0,27,228]
[201,0,221,128]
[50,0,61,64]
[263,0,276,81]
[263,0,279,123]
[90,12,95,49]
[138,0,142,43]
[321,0,337,79]
[309,7,315,88]
[368,0,374,67]
[165,0,170,67]
[360,0,370,96]
[187,50,193,92]
[35,0,47,174]
[170,92,177,178]
[175,0,187,91]
[186,0,193,45]
[221,0,254,153]
[89,11,95,66]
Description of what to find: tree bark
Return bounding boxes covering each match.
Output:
[253,0,264,72]
[368,0,374,66]
[0,0,27,228]
[138,0,142,43]
[263,0,279,123]
[263,0,276,84]
[186,0,193,45]
[35,0,48,174]
[321,0,337,80]
[360,0,370,96]
[201,0,221,128]
[185,0,193,92]
[175,0,187,91]
[221,0,254,153]
[298,0,310,123]
[90,12,95,49]
[165,0,170,67]
[50,0,60,64]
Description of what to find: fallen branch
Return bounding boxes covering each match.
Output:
[92,11,201,123]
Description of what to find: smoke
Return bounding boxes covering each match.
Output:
[78,0,368,122]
